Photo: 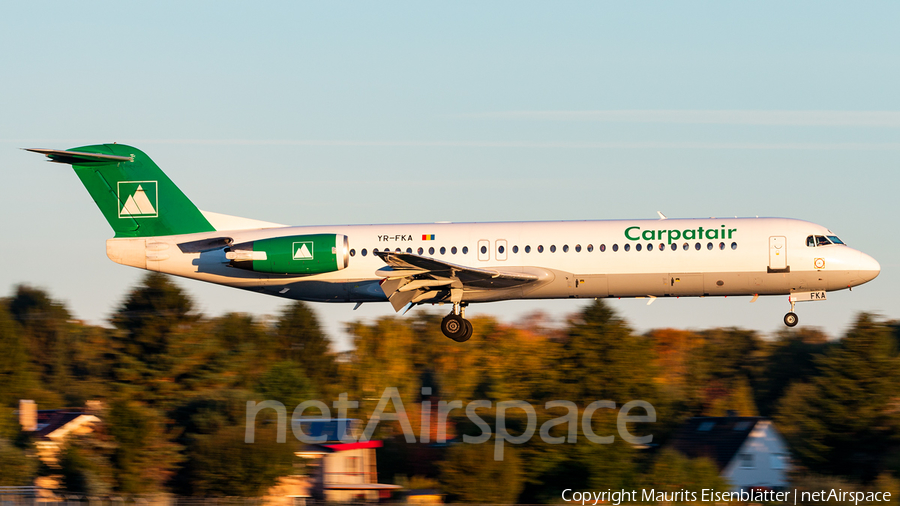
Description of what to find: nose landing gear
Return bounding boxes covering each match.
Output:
[784,298,798,327]
[441,302,473,342]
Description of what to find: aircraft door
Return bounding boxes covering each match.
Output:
[667,273,704,296]
[769,236,787,270]
[496,239,508,261]
[478,239,490,261]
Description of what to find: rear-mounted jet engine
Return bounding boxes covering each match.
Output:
[225,234,349,275]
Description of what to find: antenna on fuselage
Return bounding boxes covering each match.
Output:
[657,211,668,220]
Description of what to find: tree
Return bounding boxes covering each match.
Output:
[776,314,900,480]
[755,328,830,416]
[58,434,115,495]
[256,361,316,408]
[439,442,524,503]
[0,408,37,486]
[108,273,201,403]
[169,391,295,496]
[642,448,729,493]
[556,300,660,406]
[275,302,337,393]
[105,399,183,493]
[0,302,34,407]
[8,285,73,391]
[111,272,198,365]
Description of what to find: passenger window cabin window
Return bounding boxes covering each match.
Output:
[647,243,653,251]
[361,249,367,256]
[695,243,701,251]
[706,242,713,250]
[417,247,423,255]
[406,247,413,254]
[525,245,531,253]
[513,245,519,253]
[374,248,379,254]
[719,242,725,250]
[498,245,505,254]
[429,247,435,255]
[440,246,446,255]
[683,243,689,251]
[481,245,487,254]
[624,244,631,252]
[670,243,676,251]
[396,248,402,253]
[660,243,666,251]
[350,249,356,257]
[563,245,569,253]
[612,244,618,252]
[731,242,737,250]
[538,245,544,253]
[462,246,468,254]
[451,246,458,254]
[635,243,641,251]
[575,244,581,252]
[550,245,557,253]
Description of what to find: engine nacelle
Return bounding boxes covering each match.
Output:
[226,234,349,275]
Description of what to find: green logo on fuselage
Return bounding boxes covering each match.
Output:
[624,225,737,244]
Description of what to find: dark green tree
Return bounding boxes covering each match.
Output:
[275,302,337,393]
[0,303,34,407]
[58,433,116,495]
[169,391,295,496]
[0,408,37,486]
[8,285,72,395]
[641,448,729,496]
[556,300,660,406]
[776,313,900,480]
[256,361,316,408]
[755,328,830,416]
[108,273,200,402]
[439,442,524,503]
[105,399,183,493]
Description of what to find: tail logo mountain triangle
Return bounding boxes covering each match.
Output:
[118,181,158,218]
[293,242,314,260]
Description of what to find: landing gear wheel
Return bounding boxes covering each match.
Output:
[441,313,467,341]
[784,312,799,327]
[457,319,473,343]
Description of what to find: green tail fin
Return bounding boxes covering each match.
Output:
[28,144,215,238]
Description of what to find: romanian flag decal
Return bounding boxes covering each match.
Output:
[422,234,436,240]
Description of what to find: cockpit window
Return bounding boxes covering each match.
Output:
[808,235,838,247]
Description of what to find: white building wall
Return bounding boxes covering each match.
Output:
[721,421,791,490]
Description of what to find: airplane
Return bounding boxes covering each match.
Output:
[27,144,880,342]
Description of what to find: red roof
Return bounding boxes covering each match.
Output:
[322,440,383,451]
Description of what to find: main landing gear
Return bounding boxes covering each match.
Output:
[441,302,473,342]
[784,298,799,327]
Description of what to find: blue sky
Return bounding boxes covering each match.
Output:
[2,2,897,349]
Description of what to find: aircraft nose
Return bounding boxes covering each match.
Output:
[857,251,881,284]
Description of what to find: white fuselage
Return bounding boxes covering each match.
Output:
[105,217,880,306]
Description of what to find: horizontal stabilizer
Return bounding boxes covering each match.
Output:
[25,148,133,164]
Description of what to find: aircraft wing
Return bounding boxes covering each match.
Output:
[374,251,541,311]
